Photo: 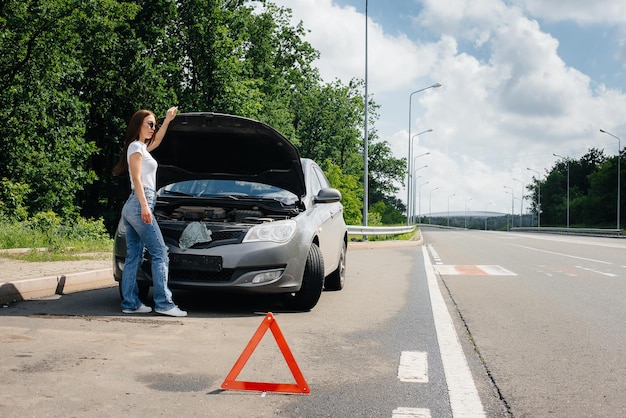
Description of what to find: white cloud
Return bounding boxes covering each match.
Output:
[271,0,626,215]
[516,0,626,24]
[273,0,437,92]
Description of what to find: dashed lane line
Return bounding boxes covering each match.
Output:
[392,407,432,418]
[398,351,428,383]
[426,244,443,265]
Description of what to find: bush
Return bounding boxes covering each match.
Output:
[0,212,111,255]
[0,178,30,221]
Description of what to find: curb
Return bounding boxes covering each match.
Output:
[0,268,115,304]
[1,238,422,304]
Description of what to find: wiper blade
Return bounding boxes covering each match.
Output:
[161,190,194,197]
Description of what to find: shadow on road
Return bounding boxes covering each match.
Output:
[0,286,306,318]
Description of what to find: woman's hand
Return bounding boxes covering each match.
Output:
[141,204,153,224]
[148,106,178,151]
[164,106,178,123]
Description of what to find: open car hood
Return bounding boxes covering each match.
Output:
[152,113,306,198]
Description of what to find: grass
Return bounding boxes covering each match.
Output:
[0,213,112,262]
[349,228,419,242]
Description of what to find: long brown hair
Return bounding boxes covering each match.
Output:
[112,109,157,176]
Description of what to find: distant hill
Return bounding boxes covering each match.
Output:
[427,211,507,218]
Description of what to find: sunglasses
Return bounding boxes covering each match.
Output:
[145,121,158,129]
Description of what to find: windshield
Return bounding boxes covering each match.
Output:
[159,179,298,205]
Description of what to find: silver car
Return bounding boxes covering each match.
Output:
[113,112,347,311]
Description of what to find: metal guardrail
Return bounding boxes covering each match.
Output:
[346,225,416,235]
[512,227,624,237]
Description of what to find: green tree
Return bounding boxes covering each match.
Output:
[322,159,362,226]
[0,0,109,217]
[295,79,364,173]
[0,0,408,230]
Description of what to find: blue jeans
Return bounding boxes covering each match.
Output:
[120,188,176,311]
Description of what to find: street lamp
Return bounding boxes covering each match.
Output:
[553,153,570,228]
[418,181,429,223]
[429,187,439,224]
[600,129,621,230]
[406,136,433,219]
[527,167,541,228]
[504,186,514,231]
[447,193,455,227]
[411,165,428,223]
[407,83,441,223]
[464,198,472,229]
[406,131,432,224]
[513,178,524,227]
[409,152,430,221]
[363,0,369,228]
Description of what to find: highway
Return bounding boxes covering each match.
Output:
[2,230,626,416]
[422,227,626,417]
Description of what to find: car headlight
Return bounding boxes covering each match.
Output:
[243,220,297,243]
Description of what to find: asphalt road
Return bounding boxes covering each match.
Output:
[422,227,626,417]
[1,242,484,418]
[5,230,619,417]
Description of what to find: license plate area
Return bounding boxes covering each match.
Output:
[170,254,222,272]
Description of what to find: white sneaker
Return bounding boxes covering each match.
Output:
[155,306,187,317]
[122,304,152,314]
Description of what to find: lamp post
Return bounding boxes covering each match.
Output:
[363,0,369,228]
[504,186,514,231]
[513,178,524,227]
[411,164,428,223]
[527,167,541,228]
[464,198,472,229]
[447,194,455,227]
[418,181,429,224]
[600,129,621,230]
[406,136,426,220]
[410,152,430,221]
[406,131,432,224]
[553,153,570,228]
[484,201,492,231]
[429,187,439,224]
[407,83,441,224]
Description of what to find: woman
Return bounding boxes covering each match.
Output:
[112,107,187,317]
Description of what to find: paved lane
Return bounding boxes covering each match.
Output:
[422,228,626,417]
[2,242,486,417]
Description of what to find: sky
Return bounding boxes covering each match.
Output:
[270,0,626,216]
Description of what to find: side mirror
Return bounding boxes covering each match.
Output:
[314,187,342,203]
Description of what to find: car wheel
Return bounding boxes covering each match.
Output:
[280,244,324,311]
[324,241,346,291]
[117,280,150,303]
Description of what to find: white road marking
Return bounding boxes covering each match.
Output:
[511,244,611,264]
[398,351,428,383]
[427,244,443,264]
[392,407,432,418]
[422,246,486,417]
[434,265,516,276]
[574,265,617,277]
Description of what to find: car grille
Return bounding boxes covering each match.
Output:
[168,269,234,283]
[141,262,234,283]
[159,223,247,249]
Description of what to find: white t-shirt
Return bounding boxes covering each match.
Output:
[127,141,158,191]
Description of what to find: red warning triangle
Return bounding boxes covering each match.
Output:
[221,312,310,394]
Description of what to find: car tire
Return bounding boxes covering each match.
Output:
[324,241,346,291]
[117,280,151,303]
[280,244,324,311]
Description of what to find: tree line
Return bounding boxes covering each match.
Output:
[529,148,623,228]
[426,148,624,230]
[0,0,406,233]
